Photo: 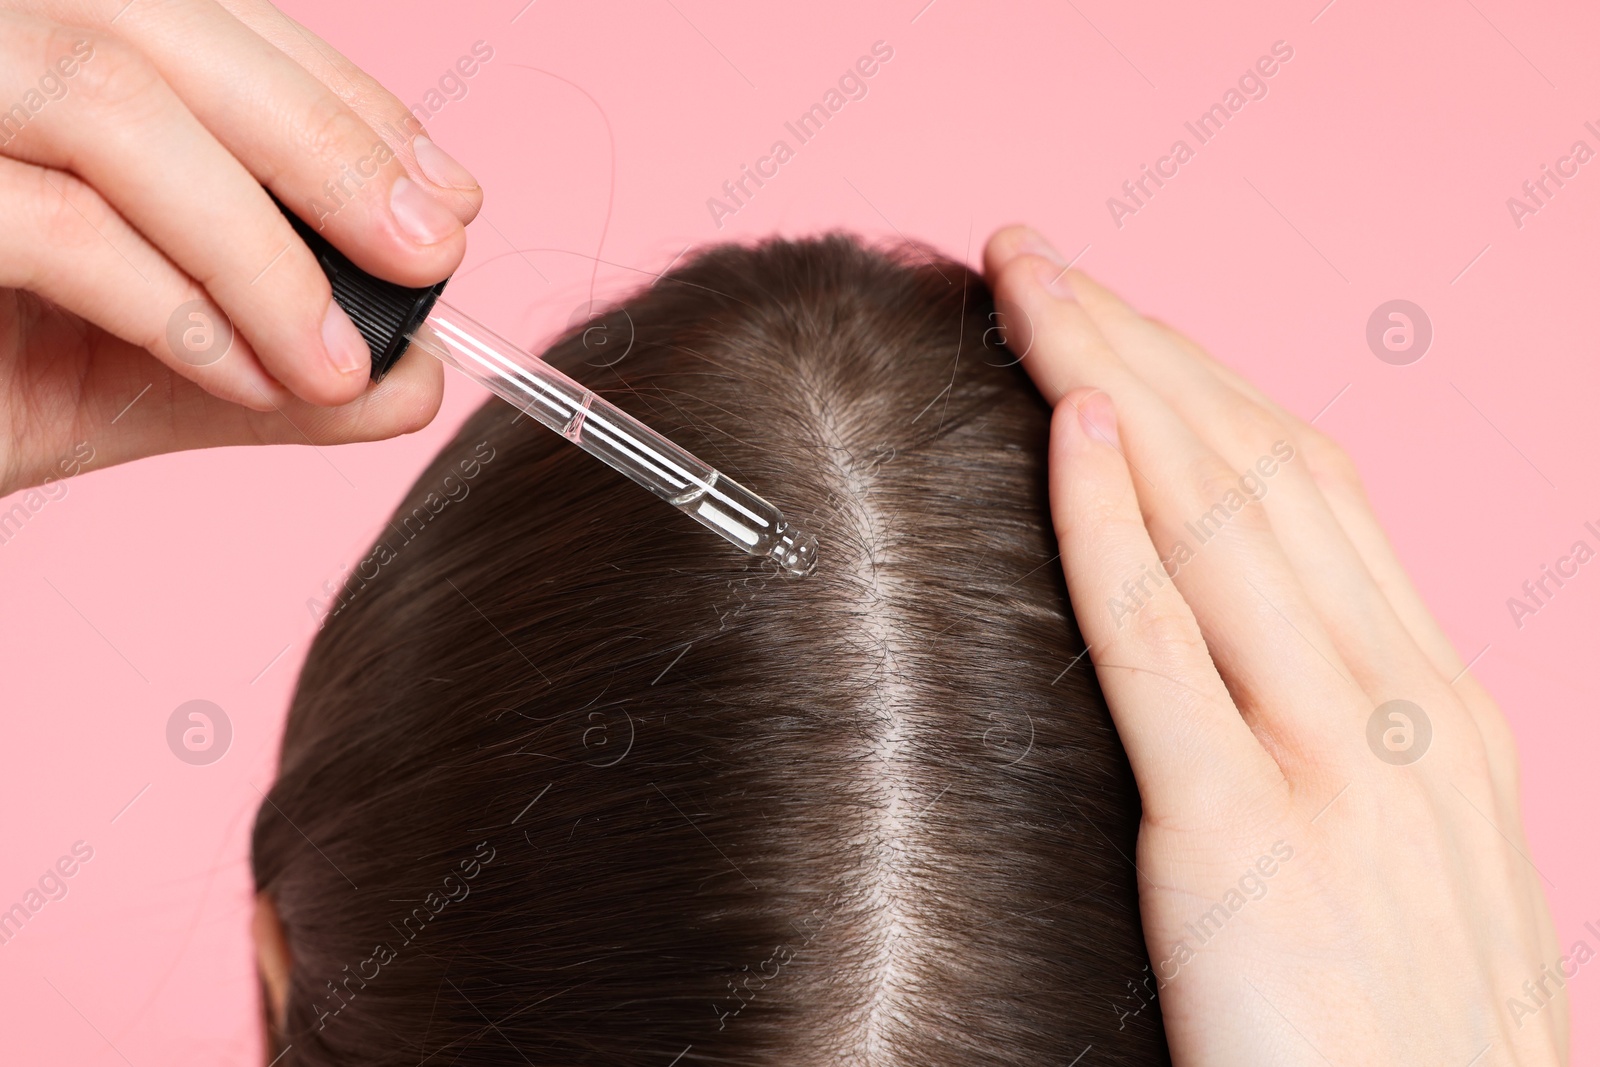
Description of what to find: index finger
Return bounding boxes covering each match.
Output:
[213,0,483,224]
[106,2,468,287]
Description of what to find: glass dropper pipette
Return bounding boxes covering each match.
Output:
[277,201,817,577]
[412,303,816,575]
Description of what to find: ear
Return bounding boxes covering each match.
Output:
[253,891,292,1033]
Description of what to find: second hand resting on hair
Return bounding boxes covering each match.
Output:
[985,226,1564,1067]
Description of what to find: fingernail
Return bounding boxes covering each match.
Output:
[1032,257,1076,301]
[413,137,478,190]
[390,177,459,245]
[322,301,370,375]
[1078,390,1119,448]
[1013,226,1066,266]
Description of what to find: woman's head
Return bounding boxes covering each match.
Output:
[253,235,1167,1064]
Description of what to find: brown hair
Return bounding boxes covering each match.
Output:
[253,235,1169,1064]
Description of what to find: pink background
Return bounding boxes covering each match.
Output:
[2,0,1597,1061]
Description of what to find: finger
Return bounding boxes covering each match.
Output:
[986,244,1367,760]
[1051,387,1282,820]
[212,0,482,223]
[1047,265,1444,705]
[0,14,373,407]
[0,153,289,412]
[99,2,470,285]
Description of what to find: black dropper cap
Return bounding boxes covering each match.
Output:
[273,196,451,379]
